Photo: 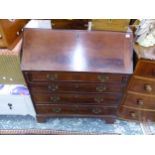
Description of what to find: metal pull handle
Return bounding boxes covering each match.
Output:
[92,108,102,114]
[94,96,104,103]
[50,96,60,103]
[47,73,57,81]
[96,85,107,92]
[52,107,61,113]
[137,99,144,106]
[8,103,13,110]
[48,84,58,92]
[144,84,152,92]
[98,75,109,82]
[130,112,136,118]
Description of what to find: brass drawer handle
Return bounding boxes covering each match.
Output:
[94,96,104,103]
[137,99,144,106]
[130,112,136,118]
[47,73,58,81]
[52,107,61,113]
[92,108,102,114]
[48,84,58,92]
[144,84,152,92]
[98,75,109,82]
[96,85,107,92]
[50,96,60,103]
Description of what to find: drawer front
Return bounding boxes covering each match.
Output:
[29,82,125,93]
[134,60,155,78]
[51,19,89,30]
[35,104,117,115]
[32,93,121,106]
[24,71,129,83]
[0,96,28,115]
[118,106,155,122]
[129,77,155,95]
[91,19,130,31]
[122,93,155,109]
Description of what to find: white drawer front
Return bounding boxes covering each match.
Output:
[0,96,36,116]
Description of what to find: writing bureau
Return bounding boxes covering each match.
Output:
[21,28,133,123]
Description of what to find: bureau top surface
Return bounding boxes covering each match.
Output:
[21,28,133,73]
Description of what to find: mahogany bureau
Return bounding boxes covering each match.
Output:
[21,28,133,123]
[118,59,155,122]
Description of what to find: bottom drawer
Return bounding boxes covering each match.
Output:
[35,104,117,116]
[118,106,155,122]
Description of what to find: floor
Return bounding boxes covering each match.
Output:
[1,115,154,135]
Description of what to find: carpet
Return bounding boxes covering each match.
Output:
[0,115,153,135]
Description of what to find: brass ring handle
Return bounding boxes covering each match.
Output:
[137,99,144,106]
[144,84,152,92]
[52,107,61,113]
[96,85,107,92]
[92,108,102,114]
[98,75,109,82]
[48,84,58,92]
[47,73,57,81]
[94,96,104,103]
[50,96,60,103]
[130,112,136,118]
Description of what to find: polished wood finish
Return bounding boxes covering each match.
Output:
[21,28,133,74]
[0,19,29,49]
[51,19,89,30]
[118,59,155,122]
[21,28,133,123]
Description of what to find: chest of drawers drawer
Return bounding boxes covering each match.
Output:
[118,106,155,122]
[121,93,155,110]
[128,77,155,95]
[32,93,121,105]
[24,71,129,83]
[134,59,155,78]
[29,82,125,93]
[35,104,117,116]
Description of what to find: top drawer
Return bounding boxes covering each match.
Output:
[134,59,155,79]
[24,71,130,83]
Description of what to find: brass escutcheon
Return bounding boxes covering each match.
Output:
[47,73,58,81]
[98,75,109,82]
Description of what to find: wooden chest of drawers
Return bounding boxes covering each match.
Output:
[118,59,155,122]
[21,28,133,123]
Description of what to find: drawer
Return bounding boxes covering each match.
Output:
[122,93,155,109]
[134,59,155,79]
[35,104,117,116]
[118,106,155,122]
[91,19,130,32]
[0,96,29,115]
[24,71,129,83]
[29,82,125,93]
[32,93,121,106]
[128,77,155,95]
